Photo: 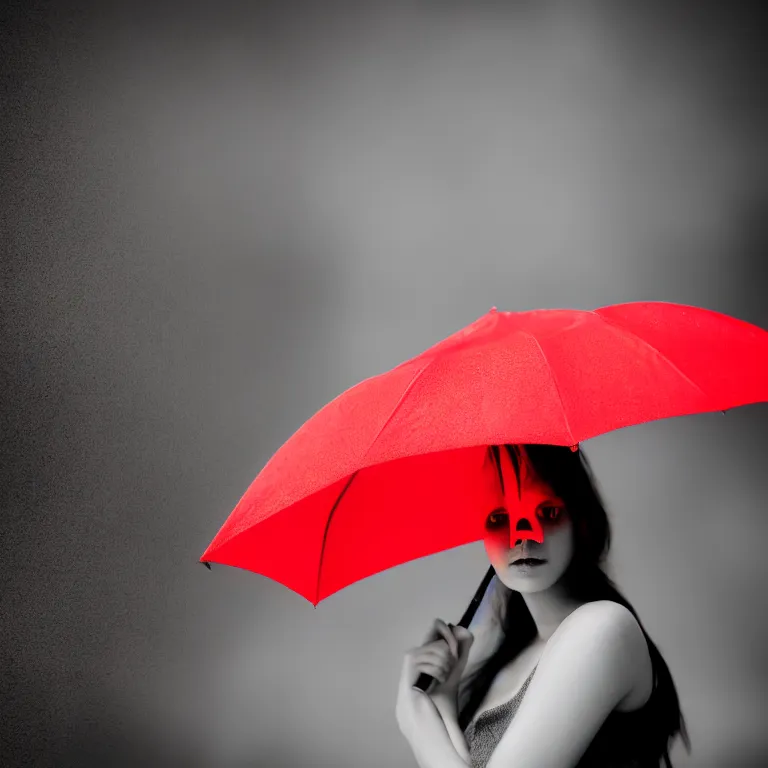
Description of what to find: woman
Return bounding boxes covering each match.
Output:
[399,443,691,768]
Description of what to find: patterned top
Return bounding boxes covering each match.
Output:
[462,665,658,768]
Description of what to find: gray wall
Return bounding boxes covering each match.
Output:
[2,2,766,766]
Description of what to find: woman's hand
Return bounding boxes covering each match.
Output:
[396,619,474,741]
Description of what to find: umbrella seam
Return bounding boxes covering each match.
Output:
[520,330,577,446]
[590,311,710,401]
[361,355,439,463]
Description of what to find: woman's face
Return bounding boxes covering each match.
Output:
[483,447,574,594]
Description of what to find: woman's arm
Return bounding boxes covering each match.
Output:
[430,691,471,764]
[408,692,471,768]
[406,575,507,766]
[426,573,507,763]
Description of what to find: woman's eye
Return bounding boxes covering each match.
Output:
[540,506,562,522]
[486,512,508,528]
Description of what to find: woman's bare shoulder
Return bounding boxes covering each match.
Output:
[561,600,639,633]
[558,600,653,706]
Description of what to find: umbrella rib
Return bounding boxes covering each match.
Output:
[590,311,710,400]
[314,356,437,605]
[521,330,577,446]
[315,470,359,606]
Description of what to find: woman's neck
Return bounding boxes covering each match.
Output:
[520,582,584,642]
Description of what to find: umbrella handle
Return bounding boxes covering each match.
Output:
[413,565,497,693]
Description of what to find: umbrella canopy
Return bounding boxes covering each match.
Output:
[201,301,768,606]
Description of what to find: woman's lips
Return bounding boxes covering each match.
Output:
[511,558,547,566]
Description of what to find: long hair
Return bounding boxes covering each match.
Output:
[457,443,692,768]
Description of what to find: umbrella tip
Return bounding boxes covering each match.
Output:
[202,561,212,570]
[570,444,579,452]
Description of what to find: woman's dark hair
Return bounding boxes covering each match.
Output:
[457,443,691,768]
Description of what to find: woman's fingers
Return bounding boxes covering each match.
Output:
[411,617,467,688]
[414,660,449,682]
[412,649,453,683]
[432,618,459,661]
[415,647,452,668]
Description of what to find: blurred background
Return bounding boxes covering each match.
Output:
[2,1,766,766]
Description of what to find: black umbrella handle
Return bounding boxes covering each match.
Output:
[413,565,496,693]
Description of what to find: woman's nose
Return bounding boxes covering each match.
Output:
[512,518,532,547]
[510,511,544,546]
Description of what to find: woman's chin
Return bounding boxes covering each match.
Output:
[504,567,560,592]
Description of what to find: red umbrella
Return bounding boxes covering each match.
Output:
[201,301,767,659]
